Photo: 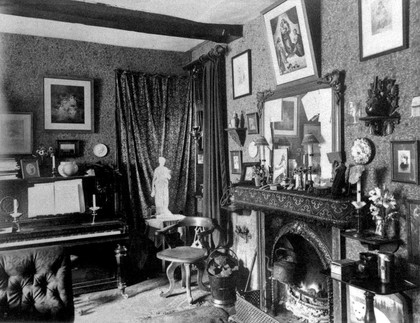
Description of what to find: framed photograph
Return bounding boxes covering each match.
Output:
[20,159,40,179]
[240,162,260,183]
[262,0,318,86]
[358,0,408,61]
[272,148,288,183]
[232,49,252,99]
[407,199,420,264]
[230,151,242,174]
[0,112,33,155]
[56,140,81,158]
[246,112,259,134]
[44,76,94,131]
[391,141,419,184]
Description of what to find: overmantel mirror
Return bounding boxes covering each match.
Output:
[257,69,345,185]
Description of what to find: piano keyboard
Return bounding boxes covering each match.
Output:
[0,229,123,249]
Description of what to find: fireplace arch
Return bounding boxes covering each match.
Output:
[269,220,333,322]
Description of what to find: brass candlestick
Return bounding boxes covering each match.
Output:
[10,212,22,232]
[352,201,366,237]
[89,206,101,225]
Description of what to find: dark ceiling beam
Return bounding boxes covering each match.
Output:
[0,0,243,43]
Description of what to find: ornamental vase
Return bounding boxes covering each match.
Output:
[254,177,261,187]
[374,216,386,238]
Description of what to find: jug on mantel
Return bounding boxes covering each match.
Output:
[58,161,78,177]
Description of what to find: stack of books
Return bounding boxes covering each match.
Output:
[0,158,19,180]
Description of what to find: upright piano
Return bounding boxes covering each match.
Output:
[0,174,129,297]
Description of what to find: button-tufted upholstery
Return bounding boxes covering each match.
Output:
[0,246,74,322]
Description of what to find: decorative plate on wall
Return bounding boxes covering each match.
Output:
[351,138,375,165]
[93,143,108,158]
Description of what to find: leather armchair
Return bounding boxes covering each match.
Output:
[0,246,74,322]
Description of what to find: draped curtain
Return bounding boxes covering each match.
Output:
[193,47,229,225]
[115,70,195,230]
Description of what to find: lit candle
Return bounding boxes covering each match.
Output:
[357,179,362,203]
[13,199,18,214]
[52,155,56,170]
[92,194,96,208]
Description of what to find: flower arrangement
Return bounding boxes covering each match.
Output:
[33,145,54,164]
[252,164,266,179]
[368,187,398,236]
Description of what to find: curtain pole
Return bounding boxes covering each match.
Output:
[182,45,226,71]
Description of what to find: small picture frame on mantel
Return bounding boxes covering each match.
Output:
[56,140,81,158]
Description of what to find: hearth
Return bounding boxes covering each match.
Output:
[268,221,333,322]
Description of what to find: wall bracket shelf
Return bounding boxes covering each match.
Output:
[225,128,247,146]
[359,115,400,136]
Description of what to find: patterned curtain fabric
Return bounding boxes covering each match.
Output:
[200,49,229,224]
[115,70,195,230]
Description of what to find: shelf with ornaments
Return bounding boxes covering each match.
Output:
[359,76,401,136]
[226,111,247,146]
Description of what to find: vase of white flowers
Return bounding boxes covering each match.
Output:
[368,187,398,239]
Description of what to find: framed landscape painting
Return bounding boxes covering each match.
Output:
[262,0,318,86]
[358,0,408,61]
[44,76,94,131]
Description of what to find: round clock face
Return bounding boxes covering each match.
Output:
[248,141,258,158]
[351,138,374,165]
[93,143,108,158]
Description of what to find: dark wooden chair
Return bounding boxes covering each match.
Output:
[155,216,223,304]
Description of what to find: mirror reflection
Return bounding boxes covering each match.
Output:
[262,86,341,186]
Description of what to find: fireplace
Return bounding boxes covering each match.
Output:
[229,186,354,323]
[268,220,332,322]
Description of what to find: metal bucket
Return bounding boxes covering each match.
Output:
[207,248,238,307]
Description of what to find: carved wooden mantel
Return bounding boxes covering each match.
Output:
[232,186,354,229]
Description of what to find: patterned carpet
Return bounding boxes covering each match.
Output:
[74,275,231,323]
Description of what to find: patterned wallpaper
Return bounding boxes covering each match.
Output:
[192,0,420,316]
[0,33,189,167]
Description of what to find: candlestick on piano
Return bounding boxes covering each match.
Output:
[357,179,362,203]
[93,194,96,208]
[13,199,18,214]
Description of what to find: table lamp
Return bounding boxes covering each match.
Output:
[253,135,269,164]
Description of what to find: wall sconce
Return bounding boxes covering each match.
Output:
[301,133,319,167]
[190,126,202,143]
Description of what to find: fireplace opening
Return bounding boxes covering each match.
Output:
[268,221,332,322]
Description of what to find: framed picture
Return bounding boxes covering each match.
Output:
[391,141,419,184]
[272,148,288,183]
[230,151,242,174]
[358,0,408,61]
[44,76,94,131]
[246,112,259,134]
[407,199,420,264]
[264,96,299,141]
[240,162,260,183]
[0,112,33,155]
[262,0,318,86]
[56,140,81,158]
[20,159,40,179]
[232,49,252,99]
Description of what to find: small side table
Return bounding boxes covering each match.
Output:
[323,269,417,323]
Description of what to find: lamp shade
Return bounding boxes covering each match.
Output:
[253,135,269,146]
[301,133,319,145]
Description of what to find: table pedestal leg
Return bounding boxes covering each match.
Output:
[115,244,128,299]
[364,291,376,323]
